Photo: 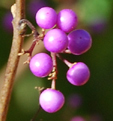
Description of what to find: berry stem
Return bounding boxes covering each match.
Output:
[18,20,46,64]
[0,0,25,121]
[30,105,42,121]
[51,52,57,73]
[22,40,37,64]
[19,19,39,38]
[57,54,73,68]
[50,52,57,89]
[25,40,37,55]
[51,79,56,89]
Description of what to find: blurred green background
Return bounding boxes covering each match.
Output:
[0,0,113,121]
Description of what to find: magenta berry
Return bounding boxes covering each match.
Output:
[2,12,13,33]
[70,116,86,121]
[67,94,82,108]
[39,88,65,113]
[35,7,57,29]
[28,0,47,17]
[57,9,78,33]
[29,53,53,77]
[68,29,92,55]
[44,29,68,53]
[66,62,90,86]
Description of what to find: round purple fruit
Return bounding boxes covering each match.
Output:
[44,29,68,53]
[57,9,78,33]
[68,29,92,55]
[39,88,65,113]
[66,62,90,86]
[29,53,53,77]
[35,7,57,29]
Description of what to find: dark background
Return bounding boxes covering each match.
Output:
[0,0,113,121]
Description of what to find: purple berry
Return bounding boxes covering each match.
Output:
[57,9,78,33]
[89,18,107,34]
[44,29,68,53]
[90,114,102,121]
[28,0,47,17]
[70,116,86,121]
[66,62,90,86]
[29,53,53,77]
[67,93,82,108]
[39,88,65,113]
[67,29,92,55]
[35,7,57,29]
[2,12,13,33]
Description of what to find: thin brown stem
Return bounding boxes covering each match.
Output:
[18,33,44,64]
[50,53,57,89]
[30,105,42,121]
[18,20,45,64]
[19,19,39,38]
[0,0,25,121]
[51,52,57,74]
[56,54,73,68]
[51,79,56,89]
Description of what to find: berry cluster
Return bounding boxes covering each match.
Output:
[18,7,92,113]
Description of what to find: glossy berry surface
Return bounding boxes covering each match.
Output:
[39,88,65,113]
[68,29,92,55]
[29,53,53,77]
[35,7,57,29]
[57,9,78,33]
[66,62,90,86]
[44,29,68,53]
